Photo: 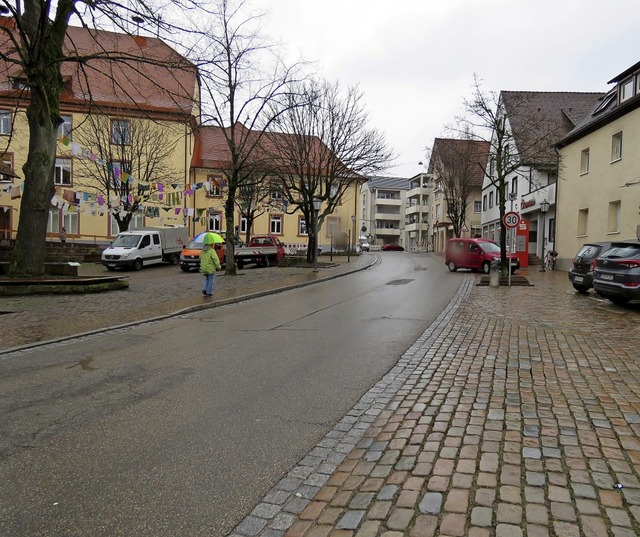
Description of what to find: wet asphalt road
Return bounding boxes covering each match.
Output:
[0,253,459,536]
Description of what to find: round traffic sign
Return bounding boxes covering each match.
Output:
[503,211,520,228]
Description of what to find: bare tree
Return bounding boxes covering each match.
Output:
[0,0,200,276]
[262,79,394,263]
[455,75,571,275]
[73,113,180,232]
[193,0,304,275]
[233,172,281,245]
[426,137,488,238]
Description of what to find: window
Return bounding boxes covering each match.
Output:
[483,195,487,211]
[511,177,517,194]
[62,211,78,235]
[580,148,590,174]
[111,119,130,145]
[206,175,222,197]
[435,204,440,219]
[0,152,14,182]
[110,210,143,235]
[57,115,72,140]
[240,215,248,234]
[47,206,60,233]
[54,158,72,186]
[620,78,634,102]
[577,208,589,236]
[611,132,623,162]
[298,217,308,236]
[608,200,621,233]
[209,212,222,232]
[270,214,282,234]
[474,201,481,213]
[270,183,283,201]
[0,111,11,135]
[489,191,494,209]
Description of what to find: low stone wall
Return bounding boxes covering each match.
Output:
[0,262,80,277]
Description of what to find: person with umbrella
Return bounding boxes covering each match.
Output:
[199,232,222,296]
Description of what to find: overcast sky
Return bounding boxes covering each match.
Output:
[259,0,640,178]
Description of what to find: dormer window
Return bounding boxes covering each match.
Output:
[620,78,634,103]
[12,78,29,90]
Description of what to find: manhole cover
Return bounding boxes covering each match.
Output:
[386,279,414,286]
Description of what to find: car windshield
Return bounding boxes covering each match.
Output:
[480,242,500,253]
[111,235,141,248]
[601,245,640,259]
[187,240,205,249]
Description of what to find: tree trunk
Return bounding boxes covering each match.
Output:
[9,91,57,277]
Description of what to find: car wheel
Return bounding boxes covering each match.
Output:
[482,262,491,274]
[572,283,588,293]
[180,266,190,272]
[236,259,244,269]
[169,253,180,265]
[609,296,630,305]
[106,266,116,272]
[133,259,143,271]
[447,261,457,272]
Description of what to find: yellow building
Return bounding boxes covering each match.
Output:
[189,125,363,252]
[556,61,640,269]
[0,24,199,242]
[0,24,362,250]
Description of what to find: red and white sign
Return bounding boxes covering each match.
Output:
[503,211,521,229]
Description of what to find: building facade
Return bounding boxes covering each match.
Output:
[555,61,640,269]
[479,91,600,262]
[360,176,411,249]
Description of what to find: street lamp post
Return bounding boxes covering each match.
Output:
[350,214,356,262]
[539,199,550,272]
[313,198,322,273]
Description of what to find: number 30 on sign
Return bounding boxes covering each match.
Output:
[503,211,520,228]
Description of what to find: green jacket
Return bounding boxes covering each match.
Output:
[200,246,221,274]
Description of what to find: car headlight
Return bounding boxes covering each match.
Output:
[121,252,131,259]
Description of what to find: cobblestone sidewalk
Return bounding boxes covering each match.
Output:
[229,269,640,537]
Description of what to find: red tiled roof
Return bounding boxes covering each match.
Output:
[0,21,198,118]
[192,124,361,179]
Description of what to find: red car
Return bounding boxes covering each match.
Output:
[381,243,404,251]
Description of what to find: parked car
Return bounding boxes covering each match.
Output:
[381,243,404,251]
[568,242,614,293]
[593,241,640,305]
[179,232,225,272]
[445,237,519,274]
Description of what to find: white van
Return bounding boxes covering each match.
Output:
[102,227,188,271]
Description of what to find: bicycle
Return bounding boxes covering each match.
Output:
[545,250,558,270]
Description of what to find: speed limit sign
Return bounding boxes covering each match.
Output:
[503,211,521,228]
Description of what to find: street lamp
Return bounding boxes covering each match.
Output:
[313,198,322,272]
[539,199,550,272]
[350,214,356,262]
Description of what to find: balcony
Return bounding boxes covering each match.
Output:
[407,186,429,199]
[374,212,402,222]
[375,197,402,207]
[375,227,401,237]
[405,222,429,233]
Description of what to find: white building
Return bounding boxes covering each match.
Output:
[480,91,600,260]
[360,176,411,249]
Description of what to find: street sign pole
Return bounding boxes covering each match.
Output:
[503,212,521,288]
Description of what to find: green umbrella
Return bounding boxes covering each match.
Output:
[201,232,224,245]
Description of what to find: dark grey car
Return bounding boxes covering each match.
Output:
[593,241,640,305]
[568,242,614,293]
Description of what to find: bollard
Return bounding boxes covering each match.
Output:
[489,260,500,287]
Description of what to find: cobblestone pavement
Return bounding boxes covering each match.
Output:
[226,267,640,537]
[0,255,372,353]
